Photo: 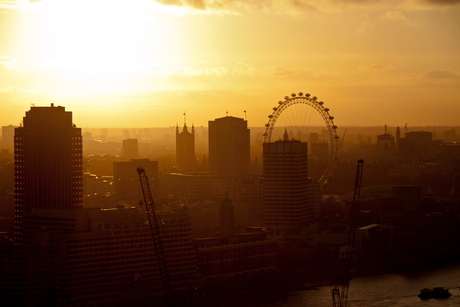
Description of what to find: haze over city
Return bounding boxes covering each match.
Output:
[1,0,459,127]
[1,1,460,307]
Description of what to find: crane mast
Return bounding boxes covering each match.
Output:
[137,166,173,306]
[332,159,364,307]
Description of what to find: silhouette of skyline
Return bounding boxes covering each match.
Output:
[1,1,460,306]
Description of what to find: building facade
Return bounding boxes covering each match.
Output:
[176,123,196,171]
[263,135,311,229]
[122,138,138,160]
[208,116,250,177]
[3,207,199,306]
[14,105,83,245]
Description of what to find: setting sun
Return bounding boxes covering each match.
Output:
[0,0,458,127]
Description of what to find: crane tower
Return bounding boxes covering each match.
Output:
[137,166,174,306]
[332,158,364,307]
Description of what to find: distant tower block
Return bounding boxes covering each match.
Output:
[208,116,250,176]
[219,193,234,237]
[263,138,310,229]
[176,122,196,171]
[122,139,138,160]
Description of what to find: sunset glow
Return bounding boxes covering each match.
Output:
[0,0,459,127]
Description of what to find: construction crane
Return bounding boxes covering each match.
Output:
[339,128,347,150]
[332,159,364,307]
[357,133,364,156]
[403,123,408,135]
[137,166,174,306]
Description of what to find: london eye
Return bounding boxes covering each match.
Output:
[263,92,339,187]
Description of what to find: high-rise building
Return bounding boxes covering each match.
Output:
[263,131,310,229]
[2,124,18,153]
[14,104,83,245]
[208,116,250,177]
[176,123,196,171]
[122,138,138,159]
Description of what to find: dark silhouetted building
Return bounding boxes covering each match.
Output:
[208,116,250,176]
[263,131,312,229]
[3,207,199,306]
[176,123,196,171]
[14,104,83,245]
[193,231,276,293]
[400,131,432,156]
[122,138,138,160]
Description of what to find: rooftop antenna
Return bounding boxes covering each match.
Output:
[226,110,228,117]
[183,112,186,126]
[244,110,247,120]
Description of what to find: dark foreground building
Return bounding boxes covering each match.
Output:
[1,207,199,307]
[14,104,83,246]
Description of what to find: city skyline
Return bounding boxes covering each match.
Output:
[0,0,459,128]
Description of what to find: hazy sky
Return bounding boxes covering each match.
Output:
[0,0,459,128]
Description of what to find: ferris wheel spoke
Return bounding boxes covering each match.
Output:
[264,92,338,187]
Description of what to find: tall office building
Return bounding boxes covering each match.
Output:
[122,138,138,159]
[176,123,196,170]
[14,104,83,245]
[263,131,310,229]
[208,116,250,177]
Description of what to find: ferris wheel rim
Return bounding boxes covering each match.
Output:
[263,93,339,187]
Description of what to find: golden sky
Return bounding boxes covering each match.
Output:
[0,0,459,128]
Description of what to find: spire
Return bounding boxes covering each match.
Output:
[283,128,289,141]
[191,123,195,134]
[183,112,188,132]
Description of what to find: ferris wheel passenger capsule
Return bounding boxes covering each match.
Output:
[312,96,317,101]
[319,101,324,105]
[273,107,278,111]
[268,115,273,118]
[298,92,303,96]
[333,125,337,129]
[284,96,290,100]
[324,108,330,112]
[278,101,283,105]
[305,93,310,97]
[291,93,296,97]
[265,124,269,127]
[335,136,340,139]
[329,116,334,120]
[263,133,267,136]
